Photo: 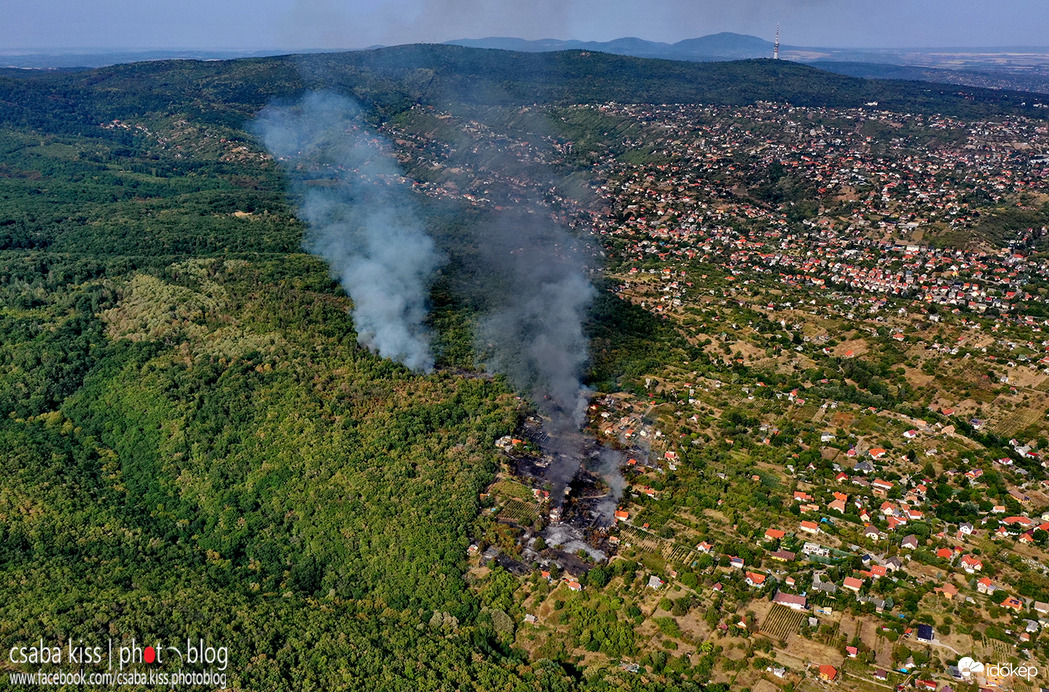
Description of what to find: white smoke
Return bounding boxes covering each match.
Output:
[590,447,627,523]
[254,91,439,372]
[542,524,606,562]
[471,208,597,501]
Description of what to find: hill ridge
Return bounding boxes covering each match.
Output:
[0,43,1045,136]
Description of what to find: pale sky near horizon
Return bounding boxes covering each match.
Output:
[4,0,1048,52]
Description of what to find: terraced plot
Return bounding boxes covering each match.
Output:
[499,499,539,524]
[663,542,695,564]
[760,604,806,639]
[992,406,1045,437]
[621,526,670,554]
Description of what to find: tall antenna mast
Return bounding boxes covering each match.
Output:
[774,24,780,60]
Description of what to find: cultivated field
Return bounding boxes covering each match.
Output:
[499,499,539,524]
[760,604,806,640]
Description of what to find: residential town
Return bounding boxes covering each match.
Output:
[379,99,1049,690]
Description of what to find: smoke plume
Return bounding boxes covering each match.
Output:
[473,208,596,503]
[256,86,622,516]
[590,447,627,524]
[254,91,439,372]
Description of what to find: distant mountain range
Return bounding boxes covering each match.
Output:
[3,43,1044,138]
[449,33,1049,95]
[0,35,775,70]
[7,32,1049,95]
[449,33,777,61]
[0,49,302,70]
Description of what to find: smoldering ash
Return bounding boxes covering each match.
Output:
[254,91,439,372]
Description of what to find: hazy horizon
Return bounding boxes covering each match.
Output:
[10,36,1049,57]
[6,0,1049,53]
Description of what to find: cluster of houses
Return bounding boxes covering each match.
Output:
[591,101,1049,323]
[441,98,1049,688]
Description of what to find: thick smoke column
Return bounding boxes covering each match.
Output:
[474,209,597,503]
[478,215,592,416]
[254,92,439,372]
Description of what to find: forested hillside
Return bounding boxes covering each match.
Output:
[1,43,1046,137]
[0,130,544,687]
[0,45,699,691]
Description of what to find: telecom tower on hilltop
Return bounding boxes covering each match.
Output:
[774,24,780,60]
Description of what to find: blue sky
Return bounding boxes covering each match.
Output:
[5,0,1048,51]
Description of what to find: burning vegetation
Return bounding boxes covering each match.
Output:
[490,401,642,575]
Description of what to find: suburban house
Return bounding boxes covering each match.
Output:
[1003,596,1025,612]
[977,577,997,594]
[773,592,807,610]
[843,576,864,592]
[871,478,894,497]
[936,583,959,599]
[745,572,767,587]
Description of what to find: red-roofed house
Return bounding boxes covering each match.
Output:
[1003,596,1024,612]
[872,479,894,497]
[936,583,959,599]
[773,592,807,610]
